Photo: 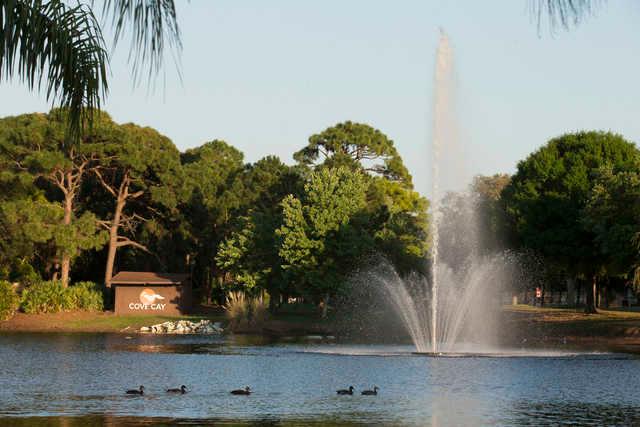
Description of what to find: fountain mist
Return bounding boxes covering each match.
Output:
[369,30,514,354]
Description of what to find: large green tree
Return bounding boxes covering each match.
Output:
[180,140,245,301]
[216,156,301,305]
[294,121,429,276]
[93,123,182,286]
[277,166,373,316]
[503,131,639,313]
[0,110,108,285]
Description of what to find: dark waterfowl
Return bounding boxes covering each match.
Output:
[167,385,187,394]
[336,386,354,395]
[231,386,252,395]
[361,386,379,395]
[126,385,144,395]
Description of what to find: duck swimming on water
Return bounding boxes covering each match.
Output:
[126,385,144,395]
[361,386,379,395]
[336,386,354,395]
[167,385,187,394]
[231,386,251,395]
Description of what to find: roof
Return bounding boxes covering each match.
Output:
[109,271,189,285]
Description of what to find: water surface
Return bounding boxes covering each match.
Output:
[1,333,639,426]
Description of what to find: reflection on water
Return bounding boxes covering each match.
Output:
[1,333,639,426]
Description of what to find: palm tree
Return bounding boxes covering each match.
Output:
[530,0,603,32]
[0,0,180,138]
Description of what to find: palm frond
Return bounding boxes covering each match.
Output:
[529,0,604,33]
[101,0,181,85]
[0,0,108,139]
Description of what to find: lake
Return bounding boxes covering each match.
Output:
[1,333,639,426]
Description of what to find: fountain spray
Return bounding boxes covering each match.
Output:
[430,29,454,353]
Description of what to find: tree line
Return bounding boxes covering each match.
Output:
[2,110,638,316]
[445,131,640,314]
[0,111,429,312]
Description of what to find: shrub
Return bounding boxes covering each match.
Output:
[223,291,270,329]
[20,280,105,314]
[224,291,248,326]
[67,282,104,311]
[0,280,20,320]
[20,280,71,314]
[250,295,269,324]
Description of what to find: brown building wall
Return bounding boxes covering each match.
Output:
[114,284,191,315]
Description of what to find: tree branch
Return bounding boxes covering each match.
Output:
[115,236,150,252]
[93,168,117,197]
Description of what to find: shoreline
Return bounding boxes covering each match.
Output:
[3,306,640,353]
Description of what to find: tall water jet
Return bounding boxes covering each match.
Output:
[430,29,456,353]
[362,30,505,354]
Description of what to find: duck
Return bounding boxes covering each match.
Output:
[126,385,144,395]
[167,385,187,394]
[230,386,252,395]
[361,386,379,395]
[336,386,354,395]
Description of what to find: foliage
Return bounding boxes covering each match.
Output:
[20,280,70,314]
[584,163,640,288]
[223,291,248,325]
[277,167,373,301]
[0,111,111,285]
[19,279,103,313]
[503,131,639,312]
[294,121,412,186]
[530,0,601,33]
[66,281,104,311]
[223,291,269,328]
[0,0,180,136]
[503,131,638,271]
[0,280,20,320]
[215,157,300,300]
[472,174,512,254]
[367,178,429,275]
[90,121,183,285]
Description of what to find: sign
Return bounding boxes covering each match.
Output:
[113,282,191,315]
[535,287,542,298]
[128,288,167,311]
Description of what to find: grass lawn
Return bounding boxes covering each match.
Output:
[66,313,223,331]
[505,304,640,321]
[0,311,226,333]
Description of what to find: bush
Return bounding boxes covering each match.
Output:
[223,291,270,329]
[20,280,105,314]
[21,280,71,314]
[224,291,248,326]
[0,280,20,320]
[250,295,269,324]
[67,282,104,311]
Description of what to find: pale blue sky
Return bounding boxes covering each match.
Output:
[1,1,639,196]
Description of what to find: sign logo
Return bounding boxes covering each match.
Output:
[139,288,165,305]
[128,288,166,311]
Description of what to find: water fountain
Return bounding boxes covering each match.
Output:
[377,30,509,354]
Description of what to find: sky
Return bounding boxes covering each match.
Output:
[1,1,639,196]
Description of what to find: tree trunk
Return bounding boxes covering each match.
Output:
[576,281,582,306]
[566,277,576,307]
[104,196,125,287]
[321,293,330,318]
[584,275,598,314]
[60,192,73,287]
